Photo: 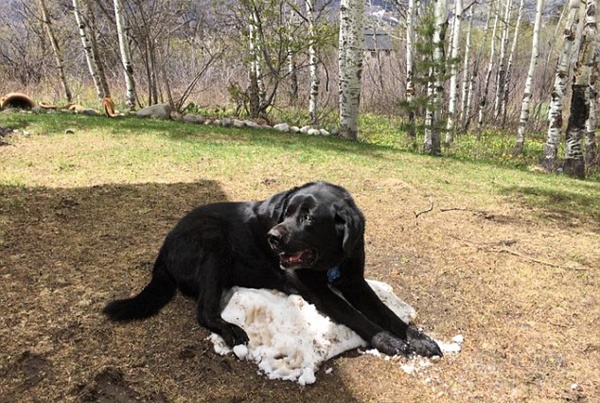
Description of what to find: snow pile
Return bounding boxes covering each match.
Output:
[209,280,460,385]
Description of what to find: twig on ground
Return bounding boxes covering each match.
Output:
[414,198,434,219]
[492,247,566,269]
[448,234,583,271]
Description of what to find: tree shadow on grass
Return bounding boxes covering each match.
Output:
[499,184,600,232]
[0,179,362,403]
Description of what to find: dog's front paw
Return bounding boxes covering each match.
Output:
[371,331,411,357]
[406,326,443,357]
[222,324,249,347]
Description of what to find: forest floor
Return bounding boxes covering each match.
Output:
[1,117,599,402]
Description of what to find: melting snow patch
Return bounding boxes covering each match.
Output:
[209,280,459,384]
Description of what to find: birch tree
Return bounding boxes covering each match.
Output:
[306,0,319,125]
[424,0,448,155]
[541,0,580,171]
[465,3,493,130]
[113,0,136,109]
[459,6,473,127]
[247,6,265,117]
[493,0,512,121]
[40,0,72,102]
[445,0,463,143]
[584,3,599,168]
[501,0,525,125]
[514,0,543,154]
[338,0,365,140]
[72,0,105,100]
[405,0,416,139]
[476,3,499,138]
[564,0,597,178]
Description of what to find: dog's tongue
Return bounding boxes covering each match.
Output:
[281,252,305,263]
[281,249,315,265]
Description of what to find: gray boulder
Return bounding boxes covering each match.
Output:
[137,104,172,120]
[244,120,261,129]
[273,123,290,132]
[183,114,205,124]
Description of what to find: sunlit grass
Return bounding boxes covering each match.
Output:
[1,112,598,224]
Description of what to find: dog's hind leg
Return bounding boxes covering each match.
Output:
[195,255,249,347]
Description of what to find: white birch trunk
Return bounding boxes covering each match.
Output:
[424,0,448,155]
[338,0,364,140]
[459,7,473,127]
[405,0,416,139]
[564,0,596,178]
[445,0,463,143]
[542,0,580,171]
[286,8,299,105]
[465,3,493,131]
[72,0,105,100]
[493,0,512,120]
[40,0,72,102]
[584,1,599,167]
[306,0,319,125]
[113,0,136,109]
[515,0,544,153]
[247,8,264,117]
[476,4,499,137]
[501,0,525,125]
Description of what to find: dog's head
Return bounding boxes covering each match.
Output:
[267,182,364,271]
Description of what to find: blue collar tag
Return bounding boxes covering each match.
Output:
[327,266,341,284]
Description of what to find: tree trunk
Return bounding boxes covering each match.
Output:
[72,0,105,100]
[465,3,492,131]
[445,0,463,143]
[459,7,473,128]
[476,3,499,138]
[541,0,580,172]
[584,0,599,169]
[40,0,72,102]
[405,0,416,139]
[565,0,597,179]
[87,4,110,98]
[501,0,525,126]
[493,0,512,121]
[113,0,136,109]
[338,0,364,140]
[306,0,319,126]
[515,0,544,155]
[246,5,267,118]
[424,0,448,155]
[286,8,299,105]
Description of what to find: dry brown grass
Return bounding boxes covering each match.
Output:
[0,123,598,402]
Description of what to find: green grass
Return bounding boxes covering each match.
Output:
[1,112,598,225]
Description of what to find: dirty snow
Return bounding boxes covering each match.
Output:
[209,280,461,385]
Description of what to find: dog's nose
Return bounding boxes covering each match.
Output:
[267,229,283,251]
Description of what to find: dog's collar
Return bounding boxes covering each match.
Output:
[327,265,341,284]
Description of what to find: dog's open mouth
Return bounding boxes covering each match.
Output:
[278,249,317,269]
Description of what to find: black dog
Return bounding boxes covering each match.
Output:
[103,181,442,357]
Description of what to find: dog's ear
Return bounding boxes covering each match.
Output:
[261,187,296,223]
[336,207,365,255]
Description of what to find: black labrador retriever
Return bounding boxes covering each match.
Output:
[103,181,442,357]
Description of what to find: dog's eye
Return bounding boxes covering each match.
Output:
[301,213,312,223]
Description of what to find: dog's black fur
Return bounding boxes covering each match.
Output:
[103,181,442,357]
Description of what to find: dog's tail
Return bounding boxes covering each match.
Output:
[103,248,176,321]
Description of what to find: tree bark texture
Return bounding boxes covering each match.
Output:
[338,0,364,140]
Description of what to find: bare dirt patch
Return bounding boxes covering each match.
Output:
[1,135,599,402]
